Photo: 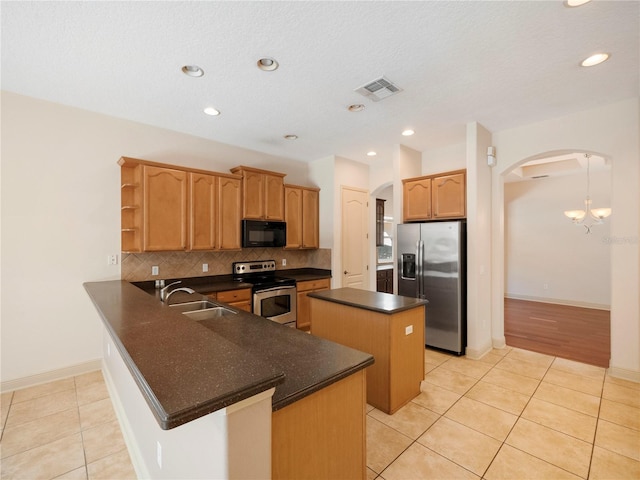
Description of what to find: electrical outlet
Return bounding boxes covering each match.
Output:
[282,258,287,266]
[405,325,413,335]
[156,441,162,468]
[152,266,159,276]
[107,254,118,265]
[543,283,549,290]
[202,263,209,273]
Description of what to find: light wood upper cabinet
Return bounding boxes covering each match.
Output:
[402,177,432,221]
[217,176,242,250]
[119,157,242,252]
[432,172,466,219]
[284,186,303,248]
[301,188,319,248]
[143,165,188,251]
[284,185,320,249]
[190,173,217,251]
[402,169,466,222]
[231,166,285,220]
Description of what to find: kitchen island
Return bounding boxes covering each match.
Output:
[84,280,372,479]
[309,287,427,414]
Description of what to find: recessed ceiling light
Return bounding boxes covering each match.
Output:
[284,134,298,140]
[402,129,415,136]
[182,65,204,77]
[564,0,591,7]
[348,104,365,112]
[204,107,220,116]
[367,151,377,157]
[257,58,279,71]
[581,53,610,67]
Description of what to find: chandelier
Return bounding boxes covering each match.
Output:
[564,154,611,233]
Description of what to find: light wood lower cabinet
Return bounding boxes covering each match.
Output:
[296,278,331,330]
[310,299,425,414]
[206,288,252,312]
[272,369,366,480]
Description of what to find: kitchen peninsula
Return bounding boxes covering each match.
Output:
[309,288,427,414]
[84,280,373,479]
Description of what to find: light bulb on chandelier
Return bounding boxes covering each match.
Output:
[564,154,611,233]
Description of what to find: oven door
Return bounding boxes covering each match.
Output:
[253,286,297,327]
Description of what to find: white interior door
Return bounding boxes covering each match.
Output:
[341,186,369,290]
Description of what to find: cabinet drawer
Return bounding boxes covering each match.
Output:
[297,278,330,293]
[216,288,252,303]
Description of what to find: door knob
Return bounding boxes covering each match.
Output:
[343,270,348,275]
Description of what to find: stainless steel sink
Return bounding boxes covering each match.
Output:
[169,300,237,320]
[182,306,237,321]
[169,300,220,312]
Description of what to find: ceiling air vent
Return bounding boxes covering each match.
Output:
[355,76,403,102]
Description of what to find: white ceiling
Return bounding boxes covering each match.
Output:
[2,1,638,164]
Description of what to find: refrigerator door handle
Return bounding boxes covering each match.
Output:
[417,240,425,299]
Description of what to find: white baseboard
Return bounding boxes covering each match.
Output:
[465,342,493,360]
[607,366,640,384]
[1,359,102,393]
[505,294,610,311]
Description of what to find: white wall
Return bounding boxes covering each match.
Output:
[422,141,466,174]
[1,92,309,383]
[505,172,611,308]
[492,97,640,379]
[465,122,494,357]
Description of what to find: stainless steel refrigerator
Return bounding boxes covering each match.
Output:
[397,221,466,355]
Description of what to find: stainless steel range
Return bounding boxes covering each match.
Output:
[233,260,297,328]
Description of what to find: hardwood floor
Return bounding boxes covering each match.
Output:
[504,298,610,368]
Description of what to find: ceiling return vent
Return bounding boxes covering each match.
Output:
[355,76,403,102]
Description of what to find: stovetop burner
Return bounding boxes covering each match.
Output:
[232,260,296,291]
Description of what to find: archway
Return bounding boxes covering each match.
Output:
[496,150,612,366]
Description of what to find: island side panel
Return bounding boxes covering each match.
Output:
[390,305,425,412]
[310,297,390,412]
[310,298,425,414]
[272,369,367,480]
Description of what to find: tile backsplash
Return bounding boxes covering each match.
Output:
[121,248,331,281]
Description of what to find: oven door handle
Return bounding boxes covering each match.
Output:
[255,285,296,294]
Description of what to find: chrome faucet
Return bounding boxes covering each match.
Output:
[160,281,196,303]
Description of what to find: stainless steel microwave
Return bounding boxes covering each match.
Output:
[241,220,286,248]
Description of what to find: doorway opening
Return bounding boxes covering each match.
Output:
[502,151,612,367]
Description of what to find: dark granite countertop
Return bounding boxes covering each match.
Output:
[132,268,331,295]
[84,280,371,430]
[308,287,428,314]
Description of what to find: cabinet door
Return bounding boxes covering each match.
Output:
[403,178,431,222]
[284,186,303,248]
[376,199,385,246]
[301,189,319,248]
[432,172,466,218]
[241,170,264,219]
[218,176,242,250]
[264,174,285,220]
[143,166,188,251]
[296,279,330,330]
[189,173,217,250]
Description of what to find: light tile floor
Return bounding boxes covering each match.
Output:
[1,347,639,479]
[0,370,136,480]
[367,347,640,480]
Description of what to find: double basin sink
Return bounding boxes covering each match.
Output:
[169,300,236,321]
